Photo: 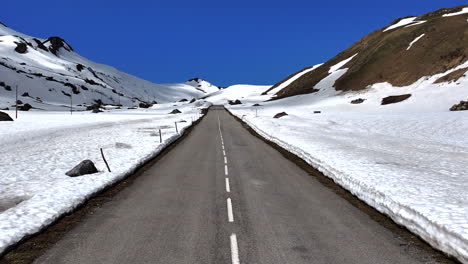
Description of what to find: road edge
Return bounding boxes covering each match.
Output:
[0,108,210,264]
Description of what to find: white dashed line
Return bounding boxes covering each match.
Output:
[225,178,231,193]
[219,114,240,264]
[227,198,234,222]
[230,233,240,264]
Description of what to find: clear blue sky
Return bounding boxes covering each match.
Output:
[2,0,466,87]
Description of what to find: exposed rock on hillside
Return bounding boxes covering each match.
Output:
[266,5,468,99]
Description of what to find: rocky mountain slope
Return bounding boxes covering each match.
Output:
[264,5,468,111]
[0,23,217,110]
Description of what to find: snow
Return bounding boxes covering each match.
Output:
[267,64,322,95]
[383,17,426,32]
[184,78,220,94]
[0,101,210,254]
[443,7,468,17]
[205,84,272,105]
[407,34,425,50]
[328,54,357,73]
[221,60,468,263]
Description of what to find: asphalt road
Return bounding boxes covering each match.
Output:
[34,107,449,264]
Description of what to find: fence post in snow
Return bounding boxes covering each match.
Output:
[100,148,111,172]
[159,129,162,143]
[175,122,178,134]
[15,85,18,119]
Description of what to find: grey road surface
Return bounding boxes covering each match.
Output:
[34,107,449,264]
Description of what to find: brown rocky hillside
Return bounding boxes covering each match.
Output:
[265,5,468,99]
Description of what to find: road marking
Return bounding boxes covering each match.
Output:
[222,145,225,150]
[227,198,234,222]
[230,233,240,264]
[225,165,229,175]
[224,156,227,164]
[223,150,226,156]
[225,178,230,193]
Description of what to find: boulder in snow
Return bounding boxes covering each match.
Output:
[0,111,13,121]
[139,102,152,108]
[381,94,411,105]
[178,98,188,102]
[189,98,196,103]
[18,103,32,111]
[169,109,182,114]
[350,98,366,104]
[228,99,242,105]
[273,112,288,119]
[450,100,468,111]
[14,42,28,54]
[66,160,98,177]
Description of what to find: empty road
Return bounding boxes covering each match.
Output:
[34,107,450,264]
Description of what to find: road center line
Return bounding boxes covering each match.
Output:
[230,233,240,264]
[225,165,229,175]
[227,198,234,222]
[223,150,226,156]
[224,156,227,164]
[225,178,231,193]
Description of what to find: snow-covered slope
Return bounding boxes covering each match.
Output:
[0,24,211,110]
[185,78,220,94]
[205,84,271,104]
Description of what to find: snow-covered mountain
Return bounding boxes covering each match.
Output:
[262,5,468,112]
[184,78,220,94]
[0,23,214,110]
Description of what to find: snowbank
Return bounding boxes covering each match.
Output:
[227,107,468,263]
[0,102,210,254]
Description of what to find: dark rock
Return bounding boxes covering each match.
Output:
[381,94,412,105]
[314,111,321,114]
[273,112,288,118]
[86,103,101,111]
[0,82,5,87]
[179,98,188,102]
[16,100,23,105]
[253,103,262,107]
[33,38,48,51]
[14,42,28,54]
[84,78,99,85]
[76,64,84,72]
[43,36,73,55]
[169,109,182,114]
[350,98,366,104]
[127,106,137,109]
[18,103,32,111]
[66,160,98,177]
[450,100,468,111]
[21,92,30,97]
[0,111,13,121]
[189,98,196,103]
[139,102,152,108]
[92,109,103,113]
[65,83,80,94]
[228,99,242,105]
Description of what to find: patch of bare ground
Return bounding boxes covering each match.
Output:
[381,94,412,105]
[266,5,468,100]
[434,68,467,83]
